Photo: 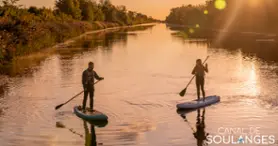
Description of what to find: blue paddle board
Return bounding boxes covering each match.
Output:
[177,95,220,109]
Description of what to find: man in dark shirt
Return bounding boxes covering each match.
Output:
[82,62,104,112]
[192,59,208,101]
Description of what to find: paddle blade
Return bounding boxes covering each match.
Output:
[55,104,64,110]
[179,88,187,97]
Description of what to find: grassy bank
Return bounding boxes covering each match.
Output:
[0,0,157,71]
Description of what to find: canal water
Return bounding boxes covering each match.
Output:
[0,24,278,146]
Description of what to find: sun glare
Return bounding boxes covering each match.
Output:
[216,0,243,43]
[195,24,200,28]
[189,28,195,34]
[214,0,227,10]
[247,62,260,96]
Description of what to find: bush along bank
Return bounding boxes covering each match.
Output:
[0,0,158,68]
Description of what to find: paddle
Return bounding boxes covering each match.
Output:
[56,121,84,137]
[181,114,196,133]
[55,80,101,110]
[179,56,209,97]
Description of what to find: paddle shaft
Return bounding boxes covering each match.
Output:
[186,120,196,133]
[181,115,196,132]
[57,80,101,109]
[63,91,84,105]
[184,56,209,90]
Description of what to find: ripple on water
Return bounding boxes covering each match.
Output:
[98,119,155,146]
[97,105,123,123]
[2,24,278,146]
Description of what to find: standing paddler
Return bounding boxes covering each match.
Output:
[191,59,208,101]
[82,62,104,112]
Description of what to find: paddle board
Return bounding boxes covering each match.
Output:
[74,106,108,121]
[177,95,220,109]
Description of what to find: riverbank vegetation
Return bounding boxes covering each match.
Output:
[166,0,278,39]
[0,0,157,69]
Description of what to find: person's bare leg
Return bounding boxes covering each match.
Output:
[201,77,205,101]
[196,77,201,101]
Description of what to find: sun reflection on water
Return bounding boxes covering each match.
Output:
[240,59,261,97]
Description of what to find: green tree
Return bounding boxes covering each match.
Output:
[55,0,82,20]
[79,0,95,21]
[116,5,131,25]
[94,6,105,21]
[2,0,19,6]
[100,0,117,22]
[28,6,40,15]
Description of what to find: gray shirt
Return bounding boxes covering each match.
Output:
[82,69,102,88]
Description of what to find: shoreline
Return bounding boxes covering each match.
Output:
[0,23,157,84]
[166,23,277,38]
[54,23,156,49]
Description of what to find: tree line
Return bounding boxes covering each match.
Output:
[166,0,278,34]
[54,0,156,25]
[0,0,157,66]
[0,0,156,24]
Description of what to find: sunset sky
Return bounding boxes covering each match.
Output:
[18,0,207,20]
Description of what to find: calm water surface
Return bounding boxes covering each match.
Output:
[0,24,278,146]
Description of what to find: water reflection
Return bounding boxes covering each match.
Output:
[0,84,5,95]
[194,109,208,146]
[57,31,129,57]
[209,40,278,63]
[2,25,155,76]
[170,29,278,63]
[0,81,7,116]
[84,121,96,146]
[1,24,278,146]
[178,108,209,146]
[62,25,155,53]
[83,120,108,146]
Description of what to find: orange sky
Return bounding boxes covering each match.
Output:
[18,0,207,20]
